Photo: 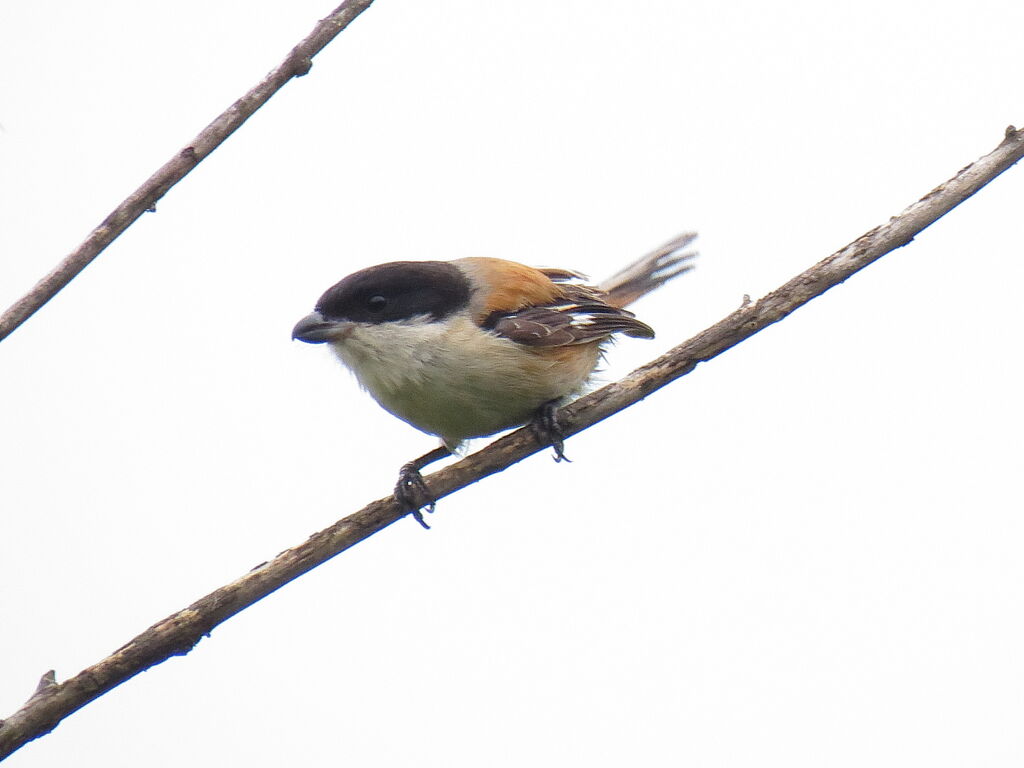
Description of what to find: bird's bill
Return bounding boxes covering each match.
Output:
[291,312,351,344]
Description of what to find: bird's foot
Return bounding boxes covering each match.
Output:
[393,445,451,528]
[395,463,435,529]
[532,400,571,463]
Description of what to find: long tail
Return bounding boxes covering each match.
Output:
[599,232,698,308]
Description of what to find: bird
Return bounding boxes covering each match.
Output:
[292,232,697,527]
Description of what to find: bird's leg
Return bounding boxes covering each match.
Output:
[395,445,451,528]
[531,399,571,463]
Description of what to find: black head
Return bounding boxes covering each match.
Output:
[314,261,471,324]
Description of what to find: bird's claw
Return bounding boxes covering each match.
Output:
[395,463,436,529]
[532,401,571,463]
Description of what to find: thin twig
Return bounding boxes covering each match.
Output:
[0,0,376,344]
[1,125,1021,760]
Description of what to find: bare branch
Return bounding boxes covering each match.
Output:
[1,125,1021,760]
[0,0,376,344]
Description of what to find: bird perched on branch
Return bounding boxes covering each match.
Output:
[292,232,697,527]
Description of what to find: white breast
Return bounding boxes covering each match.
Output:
[327,314,601,449]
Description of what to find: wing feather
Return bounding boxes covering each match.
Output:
[487,299,654,347]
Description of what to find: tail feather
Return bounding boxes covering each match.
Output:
[599,232,698,308]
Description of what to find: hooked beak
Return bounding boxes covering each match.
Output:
[292,311,349,344]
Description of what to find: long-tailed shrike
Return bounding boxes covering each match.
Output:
[293,232,697,526]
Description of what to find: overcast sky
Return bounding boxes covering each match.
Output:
[2,1,1023,765]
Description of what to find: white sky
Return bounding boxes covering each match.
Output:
[2,1,1023,765]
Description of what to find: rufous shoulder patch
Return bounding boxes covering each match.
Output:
[456,257,565,319]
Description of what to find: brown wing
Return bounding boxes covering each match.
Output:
[487,298,654,347]
[537,267,589,283]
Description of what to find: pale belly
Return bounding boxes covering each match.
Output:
[329,316,601,448]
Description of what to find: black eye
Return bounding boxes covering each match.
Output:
[366,295,387,313]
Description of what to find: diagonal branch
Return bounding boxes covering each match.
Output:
[1,125,1021,760]
[0,0,376,344]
